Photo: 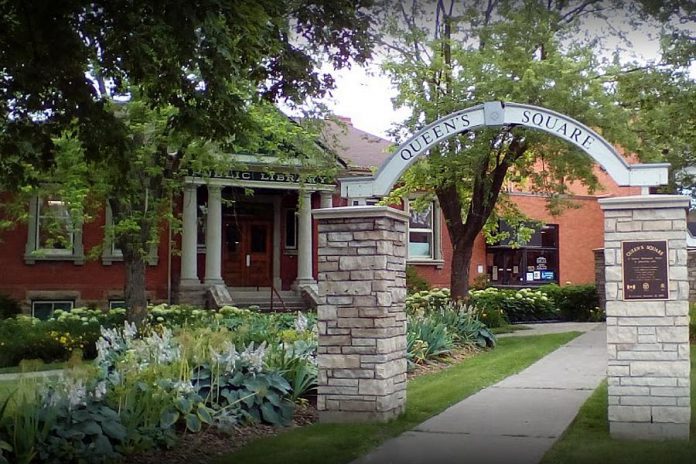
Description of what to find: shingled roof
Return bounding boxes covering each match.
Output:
[320,116,393,173]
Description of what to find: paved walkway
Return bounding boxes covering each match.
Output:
[0,369,64,382]
[354,323,607,464]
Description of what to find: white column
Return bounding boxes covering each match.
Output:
[320,191,333,208]
[204,185,224,285]
[180,184,199,285]
[296,190,315,286]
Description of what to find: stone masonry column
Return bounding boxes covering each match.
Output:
[312,206,408,422]
[180,184,200,285]
[600,195,691,440]
[204,184,224,285]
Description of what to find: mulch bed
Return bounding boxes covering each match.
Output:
[127,346,478,463]
[127,402,318,464]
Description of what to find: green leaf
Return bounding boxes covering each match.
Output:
[101,420,127,441]
[260,402,282,425]
[159,410,180,429]
[197,406,213,424]
[279,401,295,425]
[185,413,202,433]
[93,434,113,455]
[175,397,193,414]
[266,391,281,406]
[77,420,102,435]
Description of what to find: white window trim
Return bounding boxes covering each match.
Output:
[101,201,159,266]
[406,197,444,267]
[24,196,85,265]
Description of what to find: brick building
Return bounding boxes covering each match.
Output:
[0,118,648,316]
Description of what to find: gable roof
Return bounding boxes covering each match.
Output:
[319,116,393,173]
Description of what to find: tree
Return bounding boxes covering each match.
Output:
[637,0,696,66]
[378,0,690,299]
[0,1,375,324]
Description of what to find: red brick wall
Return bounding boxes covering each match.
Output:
[0,209,171,308]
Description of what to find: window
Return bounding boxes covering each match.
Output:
[101,201,158,265]
[351,199,379,206]
[486,223,559,286]
[31,300,74,320]
[25,195,84,264]
[284,209,297,249]
[408,201,433,259]
[108,300,126,310]
[407,199,443,263]
[36,196,73,254]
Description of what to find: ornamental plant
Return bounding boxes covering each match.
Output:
[469,287,558,324]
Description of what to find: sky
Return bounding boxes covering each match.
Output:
[316,7,694,142]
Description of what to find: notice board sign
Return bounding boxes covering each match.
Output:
[622,240,669,300]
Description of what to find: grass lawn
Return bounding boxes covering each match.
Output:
[491,324,532,335]
[216,331,581,464]
[542,345,696,464]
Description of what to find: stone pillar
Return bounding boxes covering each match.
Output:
[600,195,691,440]
[312,206,408,423]
[320,191,333,209]
[688,249,696,303]
[204,185,224,285]
[296,190,315,286]
[181,184,200,285]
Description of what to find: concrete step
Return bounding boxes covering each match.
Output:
[227,288,308,312]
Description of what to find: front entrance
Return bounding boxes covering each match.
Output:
[222,215,273,287]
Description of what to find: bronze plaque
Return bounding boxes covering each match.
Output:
[622,240,669,300]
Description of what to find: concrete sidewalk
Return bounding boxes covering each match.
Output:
[353,324,607,464]
[498,321,602,338]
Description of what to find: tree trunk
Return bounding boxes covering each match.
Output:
[123,247,148,327]
[450,236,475,300]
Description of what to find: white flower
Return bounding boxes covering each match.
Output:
[67,380,87,410]
[94,381,107,400]
[294,311,308,332]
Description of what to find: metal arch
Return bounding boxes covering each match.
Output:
[339,101,669,199]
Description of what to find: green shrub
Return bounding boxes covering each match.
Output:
[407,316,453,364]
[469,287,558,324]
[540,284,601,322]
[428,303,496,348]
[405,288,451,316]
[470,273,490,290]
[0,294,20,320]
[690,303,696,343]
[406,265,430,294]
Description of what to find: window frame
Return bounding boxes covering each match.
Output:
[24,195,84,264]
[31,300,74,320]
[101,201,159,266]
[406,198,443,266]
[108,300,127,310]
[284,208,298,251]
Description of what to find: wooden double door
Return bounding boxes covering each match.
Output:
[222,218,273,287]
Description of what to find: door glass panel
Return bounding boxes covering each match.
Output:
[250,225,267,253]
[225,224,240,253]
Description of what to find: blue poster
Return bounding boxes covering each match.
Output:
[541,271,555,280]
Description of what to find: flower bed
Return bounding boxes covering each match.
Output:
[0,303,495,463]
